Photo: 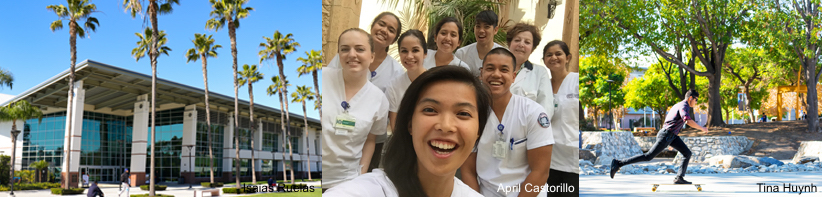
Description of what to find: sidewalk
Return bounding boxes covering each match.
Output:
[581,171,822,196]
[0,181,322,197]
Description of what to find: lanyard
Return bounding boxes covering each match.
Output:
[341,101,350,113]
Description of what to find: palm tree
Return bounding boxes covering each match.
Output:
[259,31,300,183]
[290,86,315,180]
[47,0,99,189]
[185,33,221,184]
[238,64,263,184]
[29,160,49,183]
[1,100,43,189]
[0,68,13,90]
[206,0,253,187]
[266,76,290,183]
[295,50,322,119]
[123,1,178,195]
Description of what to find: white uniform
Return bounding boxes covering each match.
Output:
[324,169,483,197]
[321,67,390,189]
[476,94,555,197]
[551,73,580,174]
[454,42,505,77]
[328,54,405,92]
[511,61,555,118]
[384,73,413,113]
[423,49,471,71]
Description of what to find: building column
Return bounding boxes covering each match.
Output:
[61,80,84,188]
[255,119,263,171]
[222,113,234,180]
[181,105,197,184]
[129,94,149,186]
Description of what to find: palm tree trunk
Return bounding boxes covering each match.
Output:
[312,71,320,119]
[277,54,294,184]
[249,83,256,185]
[279,93,287,183]
[229,22,241,189]
[64,18,77,190]
[202,55,214,184]
[302,101,311,180]
[149,1,159,195]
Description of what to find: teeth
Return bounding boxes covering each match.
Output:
[430,141,455,150]
[435,150,450,155]
[489,82,502,85]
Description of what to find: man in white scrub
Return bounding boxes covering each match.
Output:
[462,48,554,197]
[454,10,505,77]
[321,62,389,188]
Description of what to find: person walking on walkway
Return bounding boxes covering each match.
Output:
[119,169,130,197]
[610,90,709,184]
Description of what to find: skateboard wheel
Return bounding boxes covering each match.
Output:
[652,188,656,192]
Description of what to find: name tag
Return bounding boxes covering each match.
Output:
[493,140,507,159]
[334,113,356,134]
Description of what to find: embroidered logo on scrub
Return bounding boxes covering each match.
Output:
[538,112,550,128]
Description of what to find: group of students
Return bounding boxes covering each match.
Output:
[321,10,580,197]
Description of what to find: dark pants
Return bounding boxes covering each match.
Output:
[546,169,579,196]
[618,129,692,178]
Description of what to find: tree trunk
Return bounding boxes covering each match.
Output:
[302,101,311,180]
[592,107,599,129]
[276,54,295,184]
[806,60,819,132]
[202,55,214,184]
[744,87,756,124]
[64,18,77,190]
[250,83,256,185]
[313,71,320,119]
[229,21,241,189]
[149,1,159,195]
[279,93,288,183]
[706,72,724,127]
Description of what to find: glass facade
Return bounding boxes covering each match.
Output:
[146,107,184,182]
[21,112,67,181]
[232,159,252,177]
[261,159,275,176]
[290,137,300,154]
[195,122,224,177]
[79,111,132,182]
[263,129,279,152]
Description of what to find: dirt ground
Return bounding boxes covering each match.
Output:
[677,120,822,160]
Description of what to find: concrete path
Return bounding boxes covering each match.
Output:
[582,171,822,196]
[1,181,322,197]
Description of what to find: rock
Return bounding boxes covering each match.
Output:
[666,168,675,173]
[791,141,822,164]
[796,156,819,164]
[756,157,784,166]
[595,156,614,166]
[707,155,757,169]
[580,149,596,161]
[579,159,594,167]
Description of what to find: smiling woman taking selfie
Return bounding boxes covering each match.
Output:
[325,66,491,197]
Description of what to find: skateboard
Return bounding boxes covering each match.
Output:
[651,184,704,192]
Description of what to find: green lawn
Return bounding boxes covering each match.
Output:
[223,179,320,186]
[239,189,321,197]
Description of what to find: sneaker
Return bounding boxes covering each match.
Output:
[609,159,621,179]
[674,176,692,184]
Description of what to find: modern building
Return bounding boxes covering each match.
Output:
[0,60,321,187]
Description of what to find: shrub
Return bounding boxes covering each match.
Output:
[201,182,223,188]
[0,155,9,185]
[51,188,85,195]
[139,185,167,191]
[222,187,257,194]
[130,194,175,197]
[0,182,61,191]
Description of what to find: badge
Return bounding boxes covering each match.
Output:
[334,113,356,133]
[371,71,377,78]
[538,112,550,128]
[493,141,507,159]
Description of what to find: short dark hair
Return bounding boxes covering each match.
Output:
[338,28,374,53]
[475,10,498,27]
[397,29,428,55]
[383,66,492,197]
[684,89,699,100]
[431,17,464,50]
[506,23,542,51]
[483,47,517,70]
[544,40,570,58]
[371,12,403,52]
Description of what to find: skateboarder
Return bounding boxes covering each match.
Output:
[610,89,708,184]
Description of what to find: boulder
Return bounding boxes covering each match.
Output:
[791,141,822,164]
[706,155,758,169]
[755,157,784,166]
[796,156,819,164]
[580,149,596,161]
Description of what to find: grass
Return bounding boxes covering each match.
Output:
[240,189,321,197]
[224,179,320,186]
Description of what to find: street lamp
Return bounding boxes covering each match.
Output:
[10,129,21,197]
[605,79,615,131]
[184,144,195,189]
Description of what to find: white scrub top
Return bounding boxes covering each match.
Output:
[321,67,390,189]
[324,169,483,197]
[511,61,555,118]
[384,72,413,113]
[328,54,405,92]
[476,94,555,197]
[454,42,505,77]
[423,49,471,71]
[551,72,580,174]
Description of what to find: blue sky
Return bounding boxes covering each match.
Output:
[0,0,320,119]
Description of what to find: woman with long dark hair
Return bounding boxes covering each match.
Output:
[321,28,390,190]
[325,66,491,197]
[385,29,428,131]
[423,17,470,70]
[543,40,580,196]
